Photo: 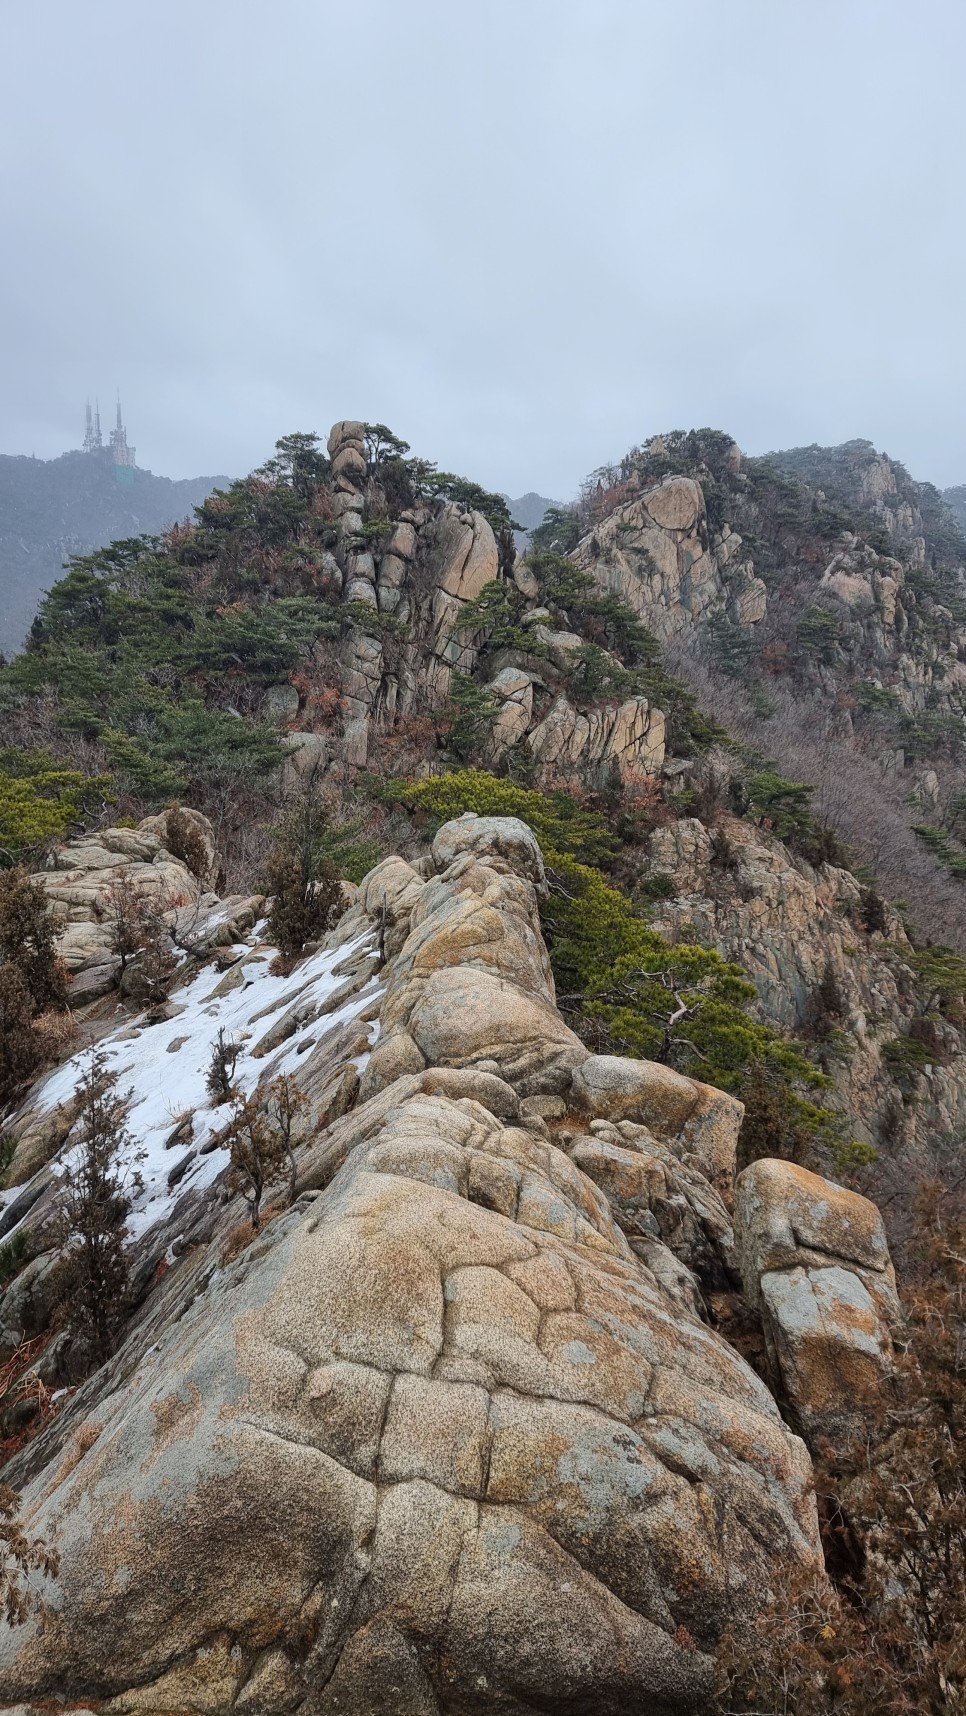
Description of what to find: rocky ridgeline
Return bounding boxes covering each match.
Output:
[573,455,768,640]
[279,420,667,789]
[0,813,900,1715]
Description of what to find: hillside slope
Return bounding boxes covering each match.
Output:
[0,418,962,1710]
[5,418,966,1172]
[0,449,229,655]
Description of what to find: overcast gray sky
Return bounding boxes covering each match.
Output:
[2,0,964,497]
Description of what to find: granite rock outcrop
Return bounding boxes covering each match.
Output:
[0,812,882,1716]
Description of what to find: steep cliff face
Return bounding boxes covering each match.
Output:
[573,466,767,639]
[645,814,966,1155]
[280,421,668,790]
[0,813,898,1715]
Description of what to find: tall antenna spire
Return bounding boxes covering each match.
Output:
[109,391,136,471]
[95,398,102,445]
[83,398,103,453]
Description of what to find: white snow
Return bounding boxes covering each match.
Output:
[2,931,381,1244]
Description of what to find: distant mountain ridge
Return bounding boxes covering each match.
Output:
[0,448,230,655]
[505,490,557,554]
[506,491,557,530]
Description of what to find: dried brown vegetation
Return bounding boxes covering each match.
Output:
[716,1187,966,1714]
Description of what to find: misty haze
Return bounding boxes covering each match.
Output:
[0,5,965,1713]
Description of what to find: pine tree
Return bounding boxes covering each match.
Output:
[0,867,66,1011]
[218,1091,285,1231]
[0,965,42,1111]
[264,786,343,959]
[54,1053,141,1368]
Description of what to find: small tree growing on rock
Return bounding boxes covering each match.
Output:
[104,878,148,980]
[217,1090,285,1231]
[0,965,42,1112]
[54,1053,142,1369]
[265,1075,309,1203]
[216,1076,308,1228]
[264,784,344,960]
[105,879,177,1002]
[206,1028,240,1103]
[0,867,66,1012]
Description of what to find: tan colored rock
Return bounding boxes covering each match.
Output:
[357,1028,427,1099]
[512,559,540,599]
[331,444,367,483]
[429,505,499,601]
[408,967,587,1095]
[571,1054,743,1189]
[355,855,426,954]
[643,476,702,532]
[525,692,666,783]
[0,1087,821,1712]
[487,668,534,756]
[431,812,546,895]
[735,1158,898,1314]
[138,806,220,888]
[735,1158,900,1443]
[326,419,366,456]
[759,1263,896,1442]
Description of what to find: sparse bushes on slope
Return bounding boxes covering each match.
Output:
[53,1053,141,1370]
[394,769,841,1156]
[0,868,66,1013]
[716,1187,966,1716]
[664,640,966,952]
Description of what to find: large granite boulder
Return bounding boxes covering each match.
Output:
[0,1087,822,1714]
[359,819,586,1102]
[734,1158,901,1444]
[27,811,248,1000]
[571,1054,743,1192]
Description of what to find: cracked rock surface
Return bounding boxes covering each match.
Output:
[0,814,833,1715]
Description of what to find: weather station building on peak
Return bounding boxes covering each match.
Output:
[82,394,137,483]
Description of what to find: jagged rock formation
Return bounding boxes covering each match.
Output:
[573,467,767,640]
[280,421,668,787]
[0,812,897,1715]
[28,808,259,1003]
[645,813,966,1153]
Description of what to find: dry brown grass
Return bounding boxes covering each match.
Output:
[219,1199,288,1266]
